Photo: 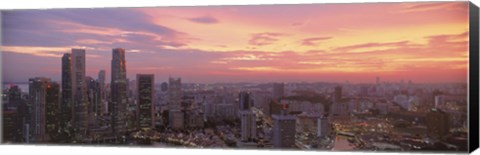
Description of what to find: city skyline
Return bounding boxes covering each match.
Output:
[1,2,469,83]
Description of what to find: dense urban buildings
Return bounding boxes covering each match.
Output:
[1,56,470,151]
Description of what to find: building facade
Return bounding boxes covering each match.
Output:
[272,113,296,148]
[110,48,128,136]
[136,74,155,130]
[71,49,88,140]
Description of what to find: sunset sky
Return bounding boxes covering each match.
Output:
[1,2,470,84]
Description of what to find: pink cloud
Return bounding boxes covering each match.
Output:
[248,32,285,46]
[301,36,333,46]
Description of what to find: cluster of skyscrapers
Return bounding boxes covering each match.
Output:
[3,48,157,143]
[1,48,467,151]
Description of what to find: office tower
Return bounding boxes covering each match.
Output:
[240,110,257,142]
[160,82,168,92]
[61,53,73,140]
[334,86,342,103]
[136,74,155,130]
[28,77,50,142]
[239,92,252,110]
[272,108,296,148]
[86,77,100,115]
[2,85,26,142]
[272,83,284,101]
[376,76,380,85]
[167,77,182,110]
[45,82,60,142]
[169,109,184,129]
[126,78,137,131]
[426,108,450,139]
[86,77,101,131]
[317,116,331,137]
[110,48,128,136]
[71,48,88,140]
[2,108,17,142]
[98,70,106,115]
[238,91,256,141]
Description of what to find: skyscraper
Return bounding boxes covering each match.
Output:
[61,53,73,140]
[272,105,296,148]
[45,82,60,142]
[426,108,450,139]
[71,48,88,140]
[317,116,331,137]
[86,76,100,130]
[238,92,257,142]
[272,83,284,101]
[136,74,155,130]
[167,77,183,129]
[167,77,182,110]
[334,86,342,103]
[240,110,257,142]
[98,70,106,115]
[239,92,252,110]
[110,48,128,136]
[28,77,50,142]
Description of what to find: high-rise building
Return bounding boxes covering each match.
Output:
[28,77,50,142]
[334,86,342,103]
[160,82,168,92]
[110,48,128,136]
[239,92,252,110]
[86,77,100,130]
[317,116,331,137]
[238,91,256,142]
[240,110,257,142]
[272,83,284,101]
[136,74,155,130]
[2,85,26,143]
[2,108,17,142]
[45,82,60,142]
[169,109,184,130]
[272,111,296,148]
[167,77,182,110]
[98,70,106,115]
[71,48,88,140]
[61,53,73,140]
[426,108,450,139]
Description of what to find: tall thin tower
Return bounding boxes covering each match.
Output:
[110,48,128,136]
[61,53,73,140]
[71,48,88,140]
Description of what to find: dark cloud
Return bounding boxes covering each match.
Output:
[1,8,186,48]
[187,16,219,24]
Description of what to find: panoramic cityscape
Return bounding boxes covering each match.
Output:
[1,1,470,152]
